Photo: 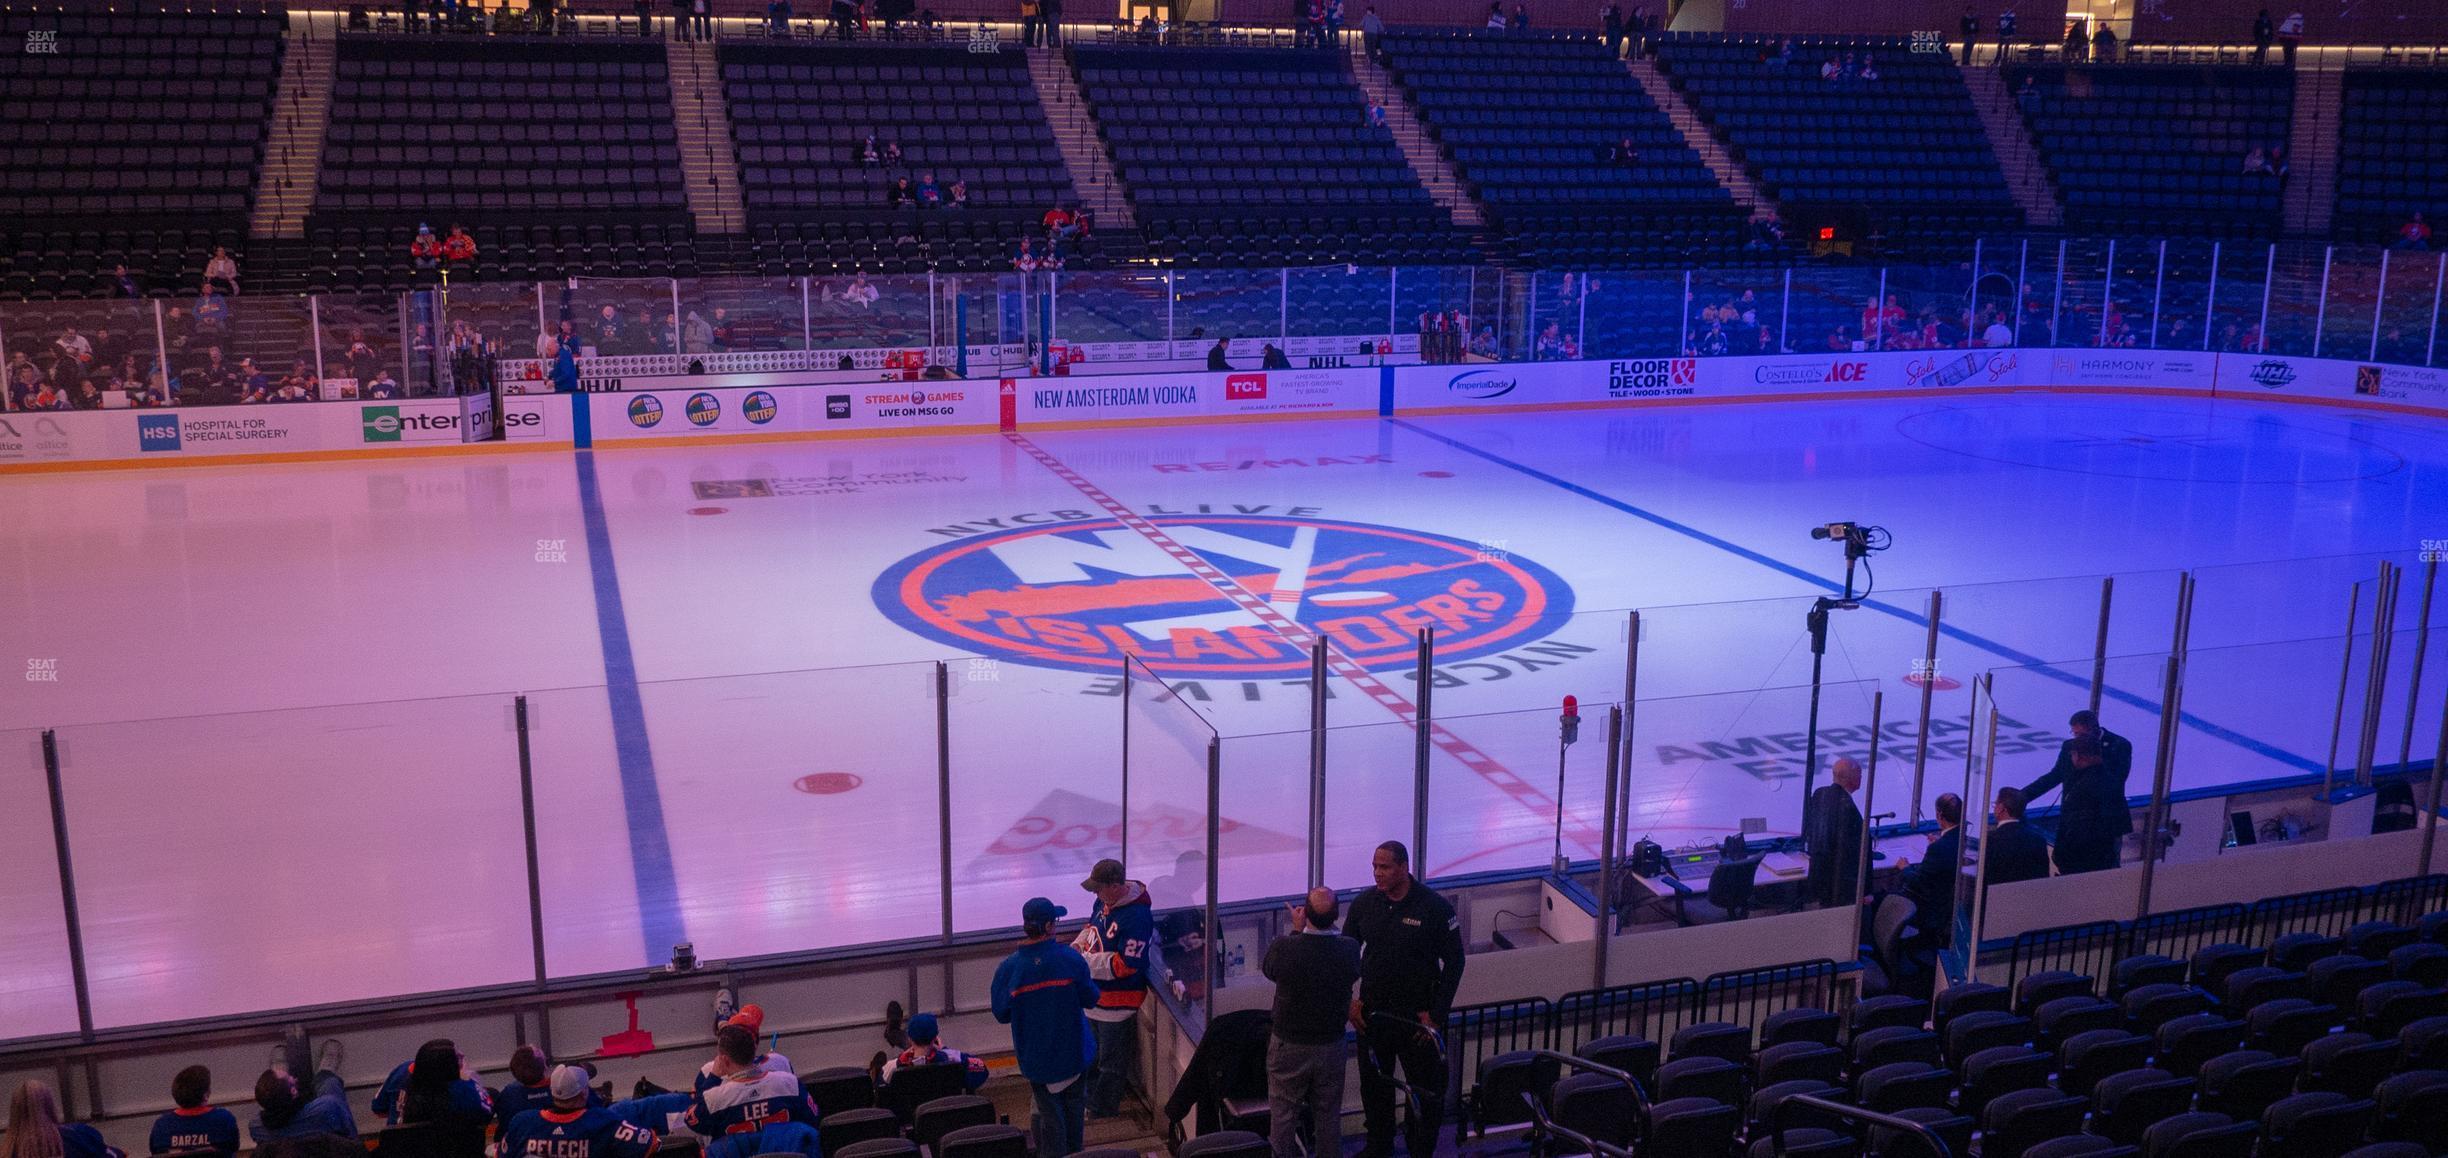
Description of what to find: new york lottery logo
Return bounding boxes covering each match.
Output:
[743,391,778,424]
[628,396,665,428]
[874,514,1575,678]
[685,392,721,427]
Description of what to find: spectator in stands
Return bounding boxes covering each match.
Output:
[8,364,46,411]
[1766,37,1794,67]
[859,135,880,166]
[149,1066,239,1158]
[1602,3,1624,55]
[501,1067,654,1158]
[1995,7,2016,62]
[1302,0,1324,48]
[204,246,240,296]
[1825,324,1855,351]
[878,0,913,35]
[273,360,316,402]
[182,346,234,406]
[2278,9,2301,66]
[710,309,736,349]
[411,225,443,278]
[2015,74,2040,114]
[1264,887,1362,1158]
[888,176,915,209]
[1959,9,1978,65]
[768,0,792,36]
[11,1082,121,1158]
[1019,0,1043,45]
[443,225,477,270]
[2063,19,2087,62]
[1982,308,2014,348]
[235,358,271,403]
[1208,336,1233,370]
[1350,841,1465,1158]
[1694,318,1729,357]
[1895,792,1965,943]
[192,285,229,343]
[1752,326,1777,354]
[1325,0,1344,42]
[105,262,142,298]
[53,326,92,367]
[2252,8,2274,64]
[1510,2,1528,31]
[2267,144,2289,179]
[884,139,905,167]
[683,1026,819,1157]
[252,1040,353,1144]
[593,306,626,354]
[1469,325,1496,358]
[1013,237,1042,272]
[947,179,970,209]
[1366,101,1387,129]
[1857,52,1880,81]
[1805,756,1865,908]
[2396,212,2431,251]
[1361,5,1383,59]
[1043,204,1076,241]
[2022,712,2133,875]
[1984,787,2051,884]
[1610,137,1640,166]
[829,0,856,39]
[876,1013,990,1092]
[844,274,880,308]
[2090,22,2116,61]
[917,171,943,208]
[684,311,714,354]
[393,1040,494,1154]
[1075,858,1154,1119]
[1819,54,1843,81]
[993,897,1101,1158]
[1484,1,1504,29]
[366,369,403,399]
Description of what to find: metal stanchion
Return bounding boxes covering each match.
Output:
[2090,577,2115,715]
[1964,692,2001,978]
[1413,628,1432,872]
[1910,591,1941,825]
[936,661,954,945]
[2421,678,2447,877]
[2328,583,2366,796]
[1620,612,1641,863]
[2137,573,2194,917]
[1854,692,1886,912]
[1594,706,1624,989]
[1309,641,1328,890]
[1203,736,1221,1024]
[42,730,95,1040]
[2356,563,2402,786]
[2399,559,2438,772]
[514,696,549,987]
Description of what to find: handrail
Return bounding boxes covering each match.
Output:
[1769,1092,1954,1158]
[1515,1048,1647,1158]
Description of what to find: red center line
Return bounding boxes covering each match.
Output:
[1004,432,1605,861]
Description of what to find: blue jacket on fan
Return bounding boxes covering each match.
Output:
[1076,881,1155,1018]
[682,1066,819,1140]
[990,937,1101,1086]
[150,1106,239,1156]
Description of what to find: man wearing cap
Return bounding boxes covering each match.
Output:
[992,897,1103,1158]
[1346,841,1465,1158]
[1265,886,1363,1158]
[502,1068,660,1158]
[1074,858,1155,1119]
[877,1013,989,1092]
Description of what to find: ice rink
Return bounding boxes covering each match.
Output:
[6,391,2448,1038]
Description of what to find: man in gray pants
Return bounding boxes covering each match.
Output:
[1264,887,1363,1157]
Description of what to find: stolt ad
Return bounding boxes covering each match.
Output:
[1607,358,1699,399]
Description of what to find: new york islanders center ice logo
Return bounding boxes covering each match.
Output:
[876,515,1575,678]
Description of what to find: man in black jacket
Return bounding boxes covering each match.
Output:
[1805,757,1865,908]
[2022,712,2134,875]
[1898,793,1964,944]
[1983,787,2052,886]
[1347,841,1465,1158]
[1263,887,1362,1158]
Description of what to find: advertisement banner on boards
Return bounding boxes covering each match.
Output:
[2216,354,2448,415]
[1013,366,1380,424]
[0,398,486,466]
[583,380,999,441]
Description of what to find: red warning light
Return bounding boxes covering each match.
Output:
[1818,226,1837,241]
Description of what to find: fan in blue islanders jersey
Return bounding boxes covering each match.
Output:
[503,1068,662,1158]
[148,1067,240,1158]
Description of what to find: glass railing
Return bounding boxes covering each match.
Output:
[13,236,2448,413]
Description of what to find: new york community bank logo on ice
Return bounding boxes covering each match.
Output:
[874,513,1576,679]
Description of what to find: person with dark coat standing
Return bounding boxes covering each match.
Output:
[1347,841,1464,1158]
[1897,792,1964,944]
[1805,757,1865,908]
[1982,787,2052,885]
[2252,8,2275,65]
[2021,711,2133,874]
[1958,10,1979,65]
[1264,887,1363,1158]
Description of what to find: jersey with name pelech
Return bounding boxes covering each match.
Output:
[501,1107,658,1158]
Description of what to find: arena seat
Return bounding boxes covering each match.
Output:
[2011,63,2292,238]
